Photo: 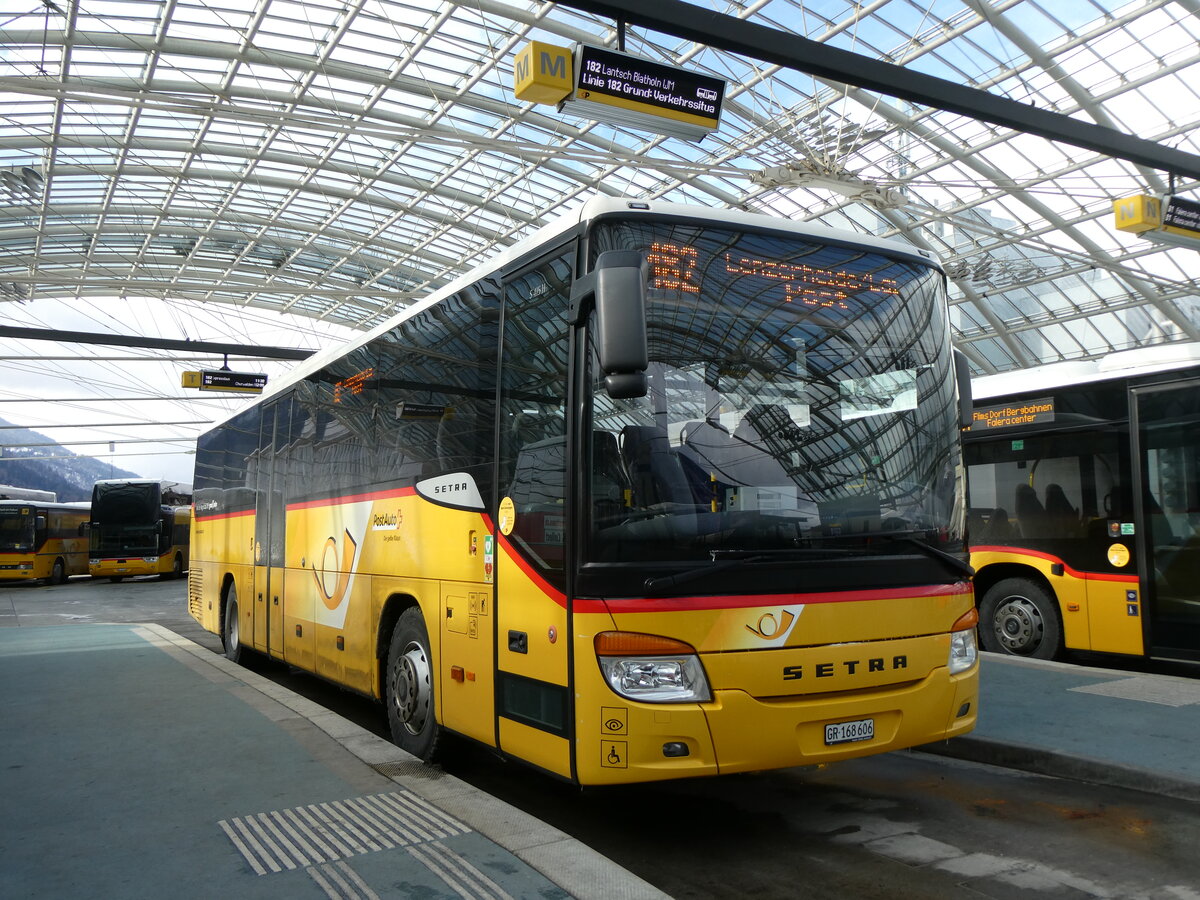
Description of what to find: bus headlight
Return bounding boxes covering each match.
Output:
[595,632,712,703]
[142,557,158,563]
[948,608,979,674]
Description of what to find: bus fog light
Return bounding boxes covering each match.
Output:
[948,628,977,674]
[662,741,690,758]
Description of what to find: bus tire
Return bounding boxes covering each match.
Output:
[979,577,1062,659]
[163,554,183,580]
[223,584,246,664]
[45,558,67,586]
[385,607,441,761]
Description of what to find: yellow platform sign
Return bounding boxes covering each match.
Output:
[1114,193,1200,249]
[1113,194,1161,234]
[513,41,573,105]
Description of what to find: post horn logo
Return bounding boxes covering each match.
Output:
[745,610,796,640]
[312,529,358,611]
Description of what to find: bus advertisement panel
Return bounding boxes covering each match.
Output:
[89,479,192,581]
[965,344,1200,663]
[189,198,978,785]
[0,500,90,584]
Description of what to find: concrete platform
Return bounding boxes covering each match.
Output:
[0,624,668,900]
[3,623,1197,899]
[919,651,1200,803]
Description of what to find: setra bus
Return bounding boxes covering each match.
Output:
[188,197,979,785]
[0,499,91,584]
[89,479,192,581]
[965,343,1200,663]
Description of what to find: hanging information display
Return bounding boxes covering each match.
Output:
[513,41,726,141]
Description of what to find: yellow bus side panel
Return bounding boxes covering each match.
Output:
[495,539,568,686]
[498,718,570,779]
[439,580,496,746]
[971,549,1142,654]
[1086,578,1144,655]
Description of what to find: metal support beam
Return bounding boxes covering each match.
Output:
[555,0,1200,180]
[0,326,313,361]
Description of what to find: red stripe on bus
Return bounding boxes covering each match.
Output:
[575,581,972,615]
[287,486,417,511]
[497,534,567,605]
[971,545,1139,583]
[194,508,255,523]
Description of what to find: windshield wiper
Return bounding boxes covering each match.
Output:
[644,554,767,594]
[643,547,866,594]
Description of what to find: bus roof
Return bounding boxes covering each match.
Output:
[0,499,89,512]
[228,196,942,426]
[972,341,1200,401]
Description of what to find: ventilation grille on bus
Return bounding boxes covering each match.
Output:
[188,567,203,618]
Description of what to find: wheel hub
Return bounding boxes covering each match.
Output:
[993,597,1044,654]
[392,642,431,735]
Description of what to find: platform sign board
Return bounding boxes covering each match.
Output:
[181,370,267,394]
[1114,193,1200,249]
[567,45,725,140]
[1162,195,1200,240]
[513,41,726,141]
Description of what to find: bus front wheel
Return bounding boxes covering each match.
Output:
[979,577,1062,659]
[44,558,67,586]
[385,608,441,761]
[223,585,246,664]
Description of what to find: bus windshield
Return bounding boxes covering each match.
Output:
[0,507,35,551]
[586,220,962,564]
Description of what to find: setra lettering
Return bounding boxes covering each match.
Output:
[782,655,908,681]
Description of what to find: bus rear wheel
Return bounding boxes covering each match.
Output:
[223,584,246,664]
[980,577,1062,659]
[385,608,441,761]
[44,558,67,586]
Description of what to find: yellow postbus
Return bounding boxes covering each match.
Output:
[966,343,1200,664]
[89,479,192,581]
[189,197,978,785]
[0,500,91,584]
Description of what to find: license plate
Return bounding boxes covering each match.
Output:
[825,718,874,745]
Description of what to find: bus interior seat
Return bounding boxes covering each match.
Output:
[1043,483,1080,537]
[620,425,694,508]
[1014,484,1046,537]
[972,507,1014,542]
[592,430,629,517]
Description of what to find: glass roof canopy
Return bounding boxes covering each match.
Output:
[2,0,1199,385]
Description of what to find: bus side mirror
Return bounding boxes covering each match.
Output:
[954,348,973,430]
[35,515,46,530]
[570,251,648,399]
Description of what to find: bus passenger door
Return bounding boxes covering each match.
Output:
[494,246,574,778]
[1134,381,1200,660]
[253,397,291,660]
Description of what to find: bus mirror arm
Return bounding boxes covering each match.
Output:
[954,348,973,430]
[570,251,649,399]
